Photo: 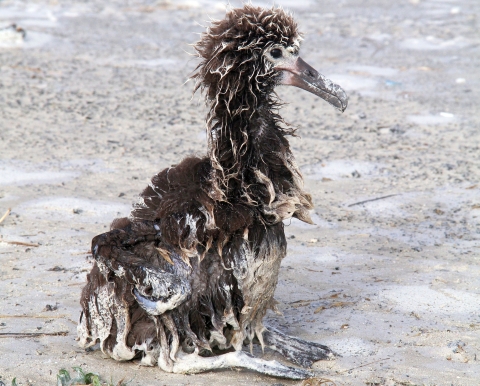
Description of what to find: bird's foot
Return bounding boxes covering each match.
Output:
[159,350,313,379]
[263,327,337,368]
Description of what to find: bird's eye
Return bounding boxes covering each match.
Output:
[270,48,282,59]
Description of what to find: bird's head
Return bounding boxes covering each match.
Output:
[192,5,348,115]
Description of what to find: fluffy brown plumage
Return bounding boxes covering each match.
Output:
[78,4,347,379]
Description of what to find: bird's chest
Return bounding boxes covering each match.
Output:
[231,223,287,328]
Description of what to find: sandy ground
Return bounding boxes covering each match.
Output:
[0,0,479,385]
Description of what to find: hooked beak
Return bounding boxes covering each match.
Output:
[276,57,348,112]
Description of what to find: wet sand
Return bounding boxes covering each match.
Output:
[0,0,479,385]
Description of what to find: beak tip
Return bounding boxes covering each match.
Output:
[336,98,348,113]
[340,90,349,113]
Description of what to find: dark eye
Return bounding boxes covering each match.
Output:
[270,48,282,59]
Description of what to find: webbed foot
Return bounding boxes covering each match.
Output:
[160,350,313,379]
[263,327,337,368]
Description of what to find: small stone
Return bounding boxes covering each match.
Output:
[390,124,405,134]
[44,304,58,311]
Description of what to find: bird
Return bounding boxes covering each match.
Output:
[78,4,348,380]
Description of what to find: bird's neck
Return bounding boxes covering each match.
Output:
[207,99,313,223]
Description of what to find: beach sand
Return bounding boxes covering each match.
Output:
[0,0,479,384]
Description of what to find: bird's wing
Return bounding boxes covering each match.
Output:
[129,156,219,258]
[88,156,253,316]
[90,223,191,316]
[85,157,215,321]
[129,156,253,257]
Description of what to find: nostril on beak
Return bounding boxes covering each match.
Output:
[306,70,315,78]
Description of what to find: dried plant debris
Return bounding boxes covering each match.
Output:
[0,208,11,224]
[0,240,39,247]
[301,378,337,386]
[0,331,68,338]
[314,302,353,314]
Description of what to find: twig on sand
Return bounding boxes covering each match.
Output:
[0,210,41,247]
[338,357,391,374]
[0,314,78,325]
[0,240,39,247]
[347,194,399,207]
[0,331,68,338]
[0,314,69,319]
[0,208,11,224]
[71,250,92,255]
[301,378,336,386]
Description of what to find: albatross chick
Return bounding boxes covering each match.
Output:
[78,4,348,379]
